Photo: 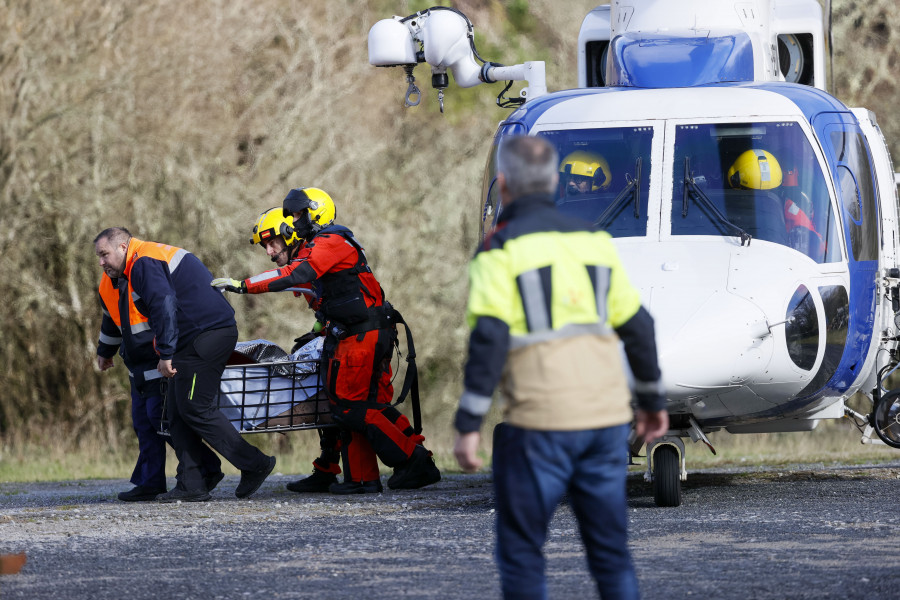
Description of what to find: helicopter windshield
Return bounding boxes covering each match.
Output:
[542,126,653,238]
[673,121,841,263]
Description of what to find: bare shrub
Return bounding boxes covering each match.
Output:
[0,0,897,458]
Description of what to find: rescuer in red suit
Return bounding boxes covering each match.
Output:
[213,188,440,493]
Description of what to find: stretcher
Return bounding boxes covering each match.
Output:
[161,318,423,436]
[216,338,334,433]
[159,338,335,435]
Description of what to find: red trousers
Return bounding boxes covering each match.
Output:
[326,328,424,479]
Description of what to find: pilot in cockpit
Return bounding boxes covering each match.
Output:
[726,149,783,191]
[781,167,825,258]
[559,150,612,197]
[727,149,824,258]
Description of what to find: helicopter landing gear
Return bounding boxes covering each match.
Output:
[872,389,900,449]
[646,436,685,507]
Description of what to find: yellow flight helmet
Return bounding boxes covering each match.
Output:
[559,150,611,191]
[250,207,300,247]
[727,149,783,190]
[282,187,336,237]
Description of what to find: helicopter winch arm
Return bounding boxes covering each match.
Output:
[368,7,547,111]
[480,62,547,99]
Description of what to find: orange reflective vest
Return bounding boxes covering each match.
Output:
[98,275,151,336]
[97,273,159,374]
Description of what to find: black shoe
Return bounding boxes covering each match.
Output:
[388,447,441,490]
[117,485,166,502]
[329,479,384,495]
[235,455,276,499]
[157,485,211,503]
[286,470,338,493]
[205,471,225,493]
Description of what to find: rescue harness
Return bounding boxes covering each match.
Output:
[316,226,422,434]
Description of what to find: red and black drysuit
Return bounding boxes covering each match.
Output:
[244,225,424,482]
[250,239,345,480]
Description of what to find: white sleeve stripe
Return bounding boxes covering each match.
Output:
[459,391,493,416]
[99,333,122,345]
[634,379,666,395]
[248,270,281,284]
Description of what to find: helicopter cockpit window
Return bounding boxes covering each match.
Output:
[673,121,841,263]
[480,139,501,239]
[829,130,879,262]
[540,127,653,238]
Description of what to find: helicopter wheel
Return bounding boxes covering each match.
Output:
[652,444,682,507]
[872,389,900,449]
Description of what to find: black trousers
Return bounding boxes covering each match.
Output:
[168,325,268,491]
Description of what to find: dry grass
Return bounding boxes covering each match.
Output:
[0,1,898,475]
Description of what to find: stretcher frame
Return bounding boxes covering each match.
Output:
[217,357,335,433]
[159,357,336,435]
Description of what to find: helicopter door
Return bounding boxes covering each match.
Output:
[812,113,881,391]
[813,116,880,263]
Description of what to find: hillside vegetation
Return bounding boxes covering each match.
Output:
[0,0,898,458]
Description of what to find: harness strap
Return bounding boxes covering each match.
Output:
[328,305,422,435]
[342,306,394,336]
[389,307,421,434]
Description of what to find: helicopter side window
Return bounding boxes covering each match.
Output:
[829,130,879,262]
[540,127,653,238]
[480,135,503,240]
[673,121,840,263]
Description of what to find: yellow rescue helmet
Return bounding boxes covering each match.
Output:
[559,150,611,191]
[282,187,336,234]
[727,149,783,190]
[250,207,300,247]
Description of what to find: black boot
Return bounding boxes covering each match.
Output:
[118,485,166,502]
[329,479,384,495]
[388,446,441,490]
[286,469,338,493]
[235,455,276,499]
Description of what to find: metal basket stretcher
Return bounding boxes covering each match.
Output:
[160,328,422,436]
[159,339,335,435]
[215,355,335,433]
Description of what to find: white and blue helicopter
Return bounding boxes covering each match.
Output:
[368,0,900,506]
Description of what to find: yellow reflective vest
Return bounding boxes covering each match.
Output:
[457,194,662,433]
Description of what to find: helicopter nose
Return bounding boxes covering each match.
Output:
[653,291,774,396]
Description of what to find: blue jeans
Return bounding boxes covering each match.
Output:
[492,423,639,600]
[129,383,168,491]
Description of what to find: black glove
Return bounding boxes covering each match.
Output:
[291,331,320,353]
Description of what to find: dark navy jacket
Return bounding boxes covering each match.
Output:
[123,238,236,360]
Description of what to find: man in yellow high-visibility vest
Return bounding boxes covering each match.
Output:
[453,135,669,600]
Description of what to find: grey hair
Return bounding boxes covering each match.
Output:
[497,135,559,199]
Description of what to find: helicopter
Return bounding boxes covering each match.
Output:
[367,0,900,506]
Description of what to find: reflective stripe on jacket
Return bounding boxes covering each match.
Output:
[97,274,157,369]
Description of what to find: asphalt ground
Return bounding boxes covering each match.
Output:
[2,461,899,599]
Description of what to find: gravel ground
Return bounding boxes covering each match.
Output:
[2,461,900,599]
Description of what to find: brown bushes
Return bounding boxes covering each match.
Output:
[0,0,897,452]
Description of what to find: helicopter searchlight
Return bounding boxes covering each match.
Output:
[367,7,546,112]
[369,0,900,507]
